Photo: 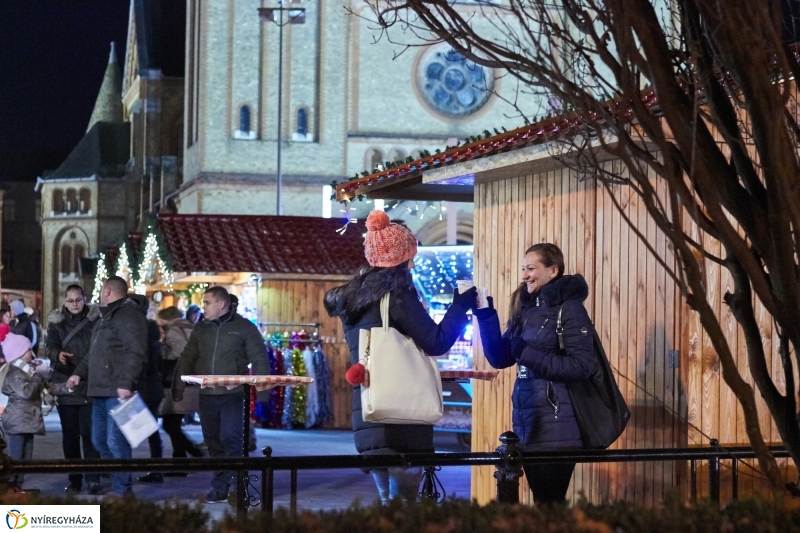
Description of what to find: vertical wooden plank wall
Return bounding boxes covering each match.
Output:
[473,156,797,505]
[257,276,352,429]
[472,166,685,505]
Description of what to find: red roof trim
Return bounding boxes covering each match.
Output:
[335,91,660,201]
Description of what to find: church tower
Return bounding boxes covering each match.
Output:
[87,42,124,132]
[38,43,132,318]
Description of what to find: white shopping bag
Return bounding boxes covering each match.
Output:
[109,393,159,448]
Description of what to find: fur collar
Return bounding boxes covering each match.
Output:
[324,266,414,323]
[47,303,101,325]
[540,274,589,307]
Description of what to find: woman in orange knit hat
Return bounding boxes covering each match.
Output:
[324,210,477,504]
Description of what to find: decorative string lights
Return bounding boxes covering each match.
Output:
[91,253,109,303]
[410,245,474,305]
[133,232,174,294]
[115,245,131,280]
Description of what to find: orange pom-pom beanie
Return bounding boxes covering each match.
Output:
[363,210,418,268]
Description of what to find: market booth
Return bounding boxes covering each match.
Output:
[120,214,369,429]
[335,122,794,505]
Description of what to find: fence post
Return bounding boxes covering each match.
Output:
[708,438,720,505]
[262,446,273,520]
[494,431,523,504]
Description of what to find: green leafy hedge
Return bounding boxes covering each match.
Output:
[216,495,800,533]
[3,491,800,533]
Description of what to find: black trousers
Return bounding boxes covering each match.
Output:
[145,401,163,459]
[56,403,100,485]
[523,462,576,505]
[199,394,245,494]
[162,414,202,458]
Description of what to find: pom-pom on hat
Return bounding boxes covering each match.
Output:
[1,333,31,363]
[363,210,418,268]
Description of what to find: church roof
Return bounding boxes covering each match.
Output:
[132,0,186,77]
[86,43,124,132]
[157,214,368,276]
[45,122,130,180]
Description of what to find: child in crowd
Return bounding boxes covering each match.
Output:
[0,330,71,490]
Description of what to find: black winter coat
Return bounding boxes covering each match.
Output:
[172,310,270,400]
[45,303,101,405]
[139,320,165,408]
[324,266,471,455]
[12,313,38,355]
[73,295,149,398]
[477,274,595,451]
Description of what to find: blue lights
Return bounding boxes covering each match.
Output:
[411,244,474,305]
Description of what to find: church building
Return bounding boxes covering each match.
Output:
[39,0,540,316]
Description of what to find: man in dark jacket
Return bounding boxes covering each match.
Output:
[46,284,102,495]
[67,276,149,498]
[172,286,269,503]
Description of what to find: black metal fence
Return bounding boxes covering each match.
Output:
[3,432,789,519]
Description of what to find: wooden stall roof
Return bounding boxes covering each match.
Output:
[157,214,368,276]
[335,92,661,203]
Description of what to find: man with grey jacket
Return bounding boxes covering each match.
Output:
[171,286,269,503]
[66,276,149,498]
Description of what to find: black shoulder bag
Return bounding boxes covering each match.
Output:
[556,305,630,449]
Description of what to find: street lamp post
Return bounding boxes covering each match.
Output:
[258,3,306,216]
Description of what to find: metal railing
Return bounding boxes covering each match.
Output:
[2,432,789,520]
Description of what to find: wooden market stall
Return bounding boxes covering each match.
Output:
[134,214,368,430]
[335,119,796,505]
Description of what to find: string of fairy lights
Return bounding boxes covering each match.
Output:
[337,199,449,234]
[92,230,174,301]
[410,245,474,305]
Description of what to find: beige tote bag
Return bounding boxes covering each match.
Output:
[359,293,443,424]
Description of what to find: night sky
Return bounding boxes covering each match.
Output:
[0,1,130,182]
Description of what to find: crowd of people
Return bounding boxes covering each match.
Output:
[0,277,274,503]
[0,211,604,507]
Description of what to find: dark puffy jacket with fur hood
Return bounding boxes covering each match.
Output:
[476,274,595,451]
[324,265,470,455]
[46,303,101,405]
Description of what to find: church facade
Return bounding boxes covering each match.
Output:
[177,0,539,218]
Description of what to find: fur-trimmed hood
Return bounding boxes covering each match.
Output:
[47,302,101,325]
[324,266,414,323]
[539,274,589,307]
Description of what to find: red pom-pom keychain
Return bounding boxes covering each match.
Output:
[345,360,369,387]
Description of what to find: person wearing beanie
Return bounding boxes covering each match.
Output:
[185,304,202,324]
[1,333,71,490]
[323,210,478,504]
[10,300,38,355]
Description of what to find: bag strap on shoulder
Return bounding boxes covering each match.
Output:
[556,304,565,350]
[380,293,391,331]
[62,316,92,349]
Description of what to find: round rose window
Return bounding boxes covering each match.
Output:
[417,47,493,118]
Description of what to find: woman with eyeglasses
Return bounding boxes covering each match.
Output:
[45,284,103,495]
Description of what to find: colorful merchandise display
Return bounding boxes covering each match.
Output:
[253,329,333,430]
